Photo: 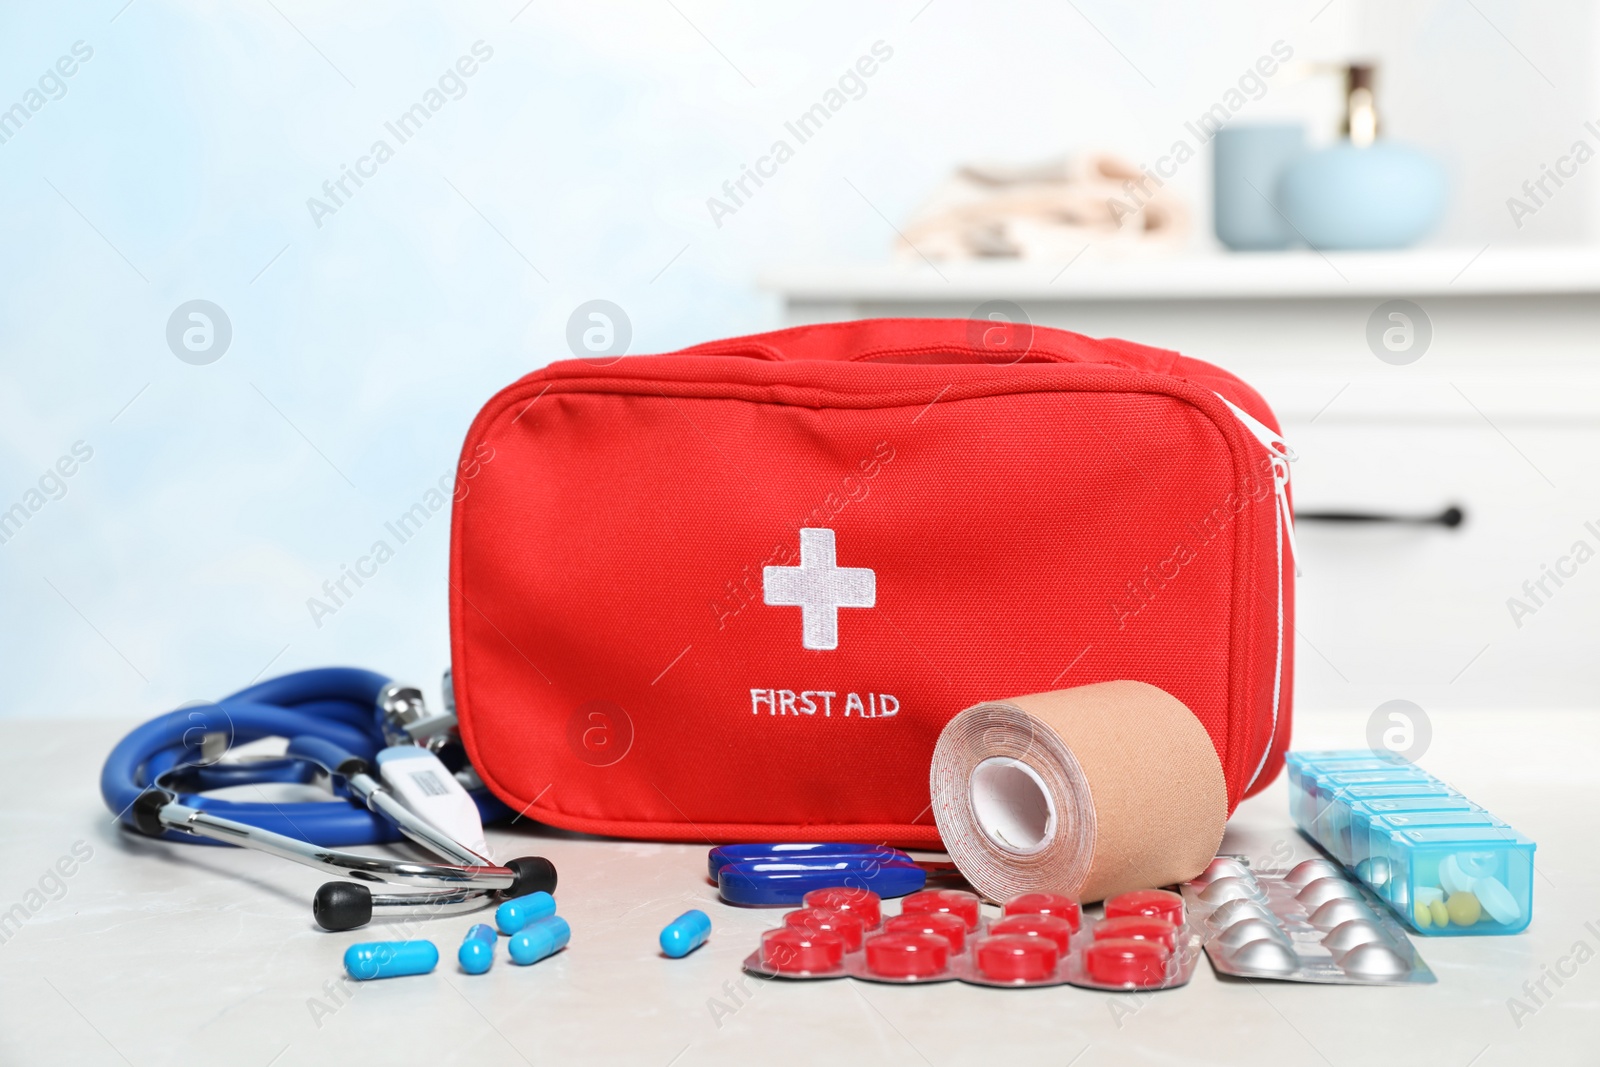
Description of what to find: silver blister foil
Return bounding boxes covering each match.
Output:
[1183,856,1436,985]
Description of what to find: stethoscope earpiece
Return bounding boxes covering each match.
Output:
[315,882,373,931]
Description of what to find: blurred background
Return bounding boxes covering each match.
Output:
[3,0,1598,725]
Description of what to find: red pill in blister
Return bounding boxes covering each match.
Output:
[1085,937,1171,987]
[1104,889,1184,926]
[1093,915,1177,951]
[977,934,1059,982]
[760,927,845,974]
[785,907,865,953]
[864,932,949,979]
[1002,892,1082,933]
[803,887,882,929]
[989,913,1075,953]
[899,889,982,931]
[883,912,968,953]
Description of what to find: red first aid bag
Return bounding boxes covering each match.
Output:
[450,318,1294,844]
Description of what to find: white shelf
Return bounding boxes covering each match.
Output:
[762,246,1600,302]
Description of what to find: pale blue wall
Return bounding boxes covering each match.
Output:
[1,0,1589,717]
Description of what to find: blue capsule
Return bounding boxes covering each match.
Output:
[458,923,498,975]
[344,940,439,981]
[508,915,570,966]
[659,909,712,958]
[496,890,556,936]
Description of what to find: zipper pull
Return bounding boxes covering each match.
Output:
[1216,394,1301,576]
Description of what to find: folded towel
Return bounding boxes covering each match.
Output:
[897,153,1189,262]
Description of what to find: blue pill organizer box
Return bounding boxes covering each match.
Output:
[1286,751,1535,936]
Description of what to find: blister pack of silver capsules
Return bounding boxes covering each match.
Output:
[1183,856,1435,985]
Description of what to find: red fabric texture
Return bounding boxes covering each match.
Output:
[450,319,1294,844]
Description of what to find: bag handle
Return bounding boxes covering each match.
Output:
[675,318,1174,372]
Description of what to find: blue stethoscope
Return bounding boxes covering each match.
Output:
[101,667,554,931]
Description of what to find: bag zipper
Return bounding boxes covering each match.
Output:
[1215,394,1297,793]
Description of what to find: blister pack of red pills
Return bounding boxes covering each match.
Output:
[742,887,1202,991]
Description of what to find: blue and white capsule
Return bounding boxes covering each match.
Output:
[344,940,439,981]
[659,909,712,958]
[496,890,556,936]
[458,923,498,975]
[508,915,570,966]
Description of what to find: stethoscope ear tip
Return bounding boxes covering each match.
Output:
[315,882,373,931]
[505,856,558,898]
[129,789,171,837]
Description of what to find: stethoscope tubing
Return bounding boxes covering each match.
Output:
[102,667,556,929]
[102,667,400,846]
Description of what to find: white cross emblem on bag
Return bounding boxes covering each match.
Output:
[763,528,876,650]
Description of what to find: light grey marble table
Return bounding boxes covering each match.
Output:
[2,709,1594,1066]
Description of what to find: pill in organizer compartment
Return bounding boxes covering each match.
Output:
[1285,750,1536,936]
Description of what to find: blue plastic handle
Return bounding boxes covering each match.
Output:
[707,842,910,880]
[717,857,927,906]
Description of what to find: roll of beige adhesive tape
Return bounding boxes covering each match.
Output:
[930,680,1227,904]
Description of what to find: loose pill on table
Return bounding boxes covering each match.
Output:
[458,923,498,975]
[509,915,571,965]
[344,940,439,981]
[1429,899,1450,927]
[659,909,712,958]
[497,891,557,936]
[1446,891,1482,926]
